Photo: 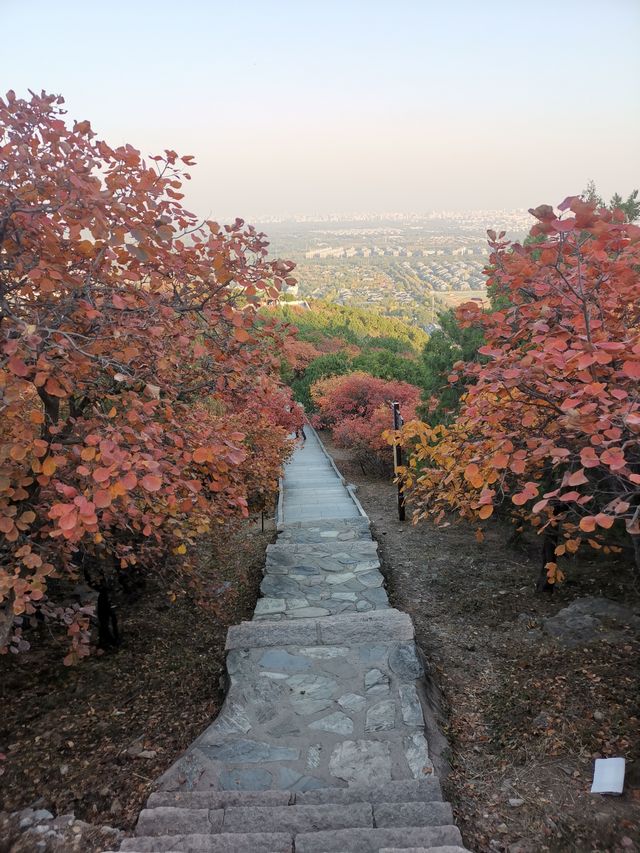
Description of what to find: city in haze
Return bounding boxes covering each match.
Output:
[261,209,533,324]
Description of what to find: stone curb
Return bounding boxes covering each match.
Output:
[225,609,414,650]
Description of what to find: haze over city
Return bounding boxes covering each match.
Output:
[4,0,639,220]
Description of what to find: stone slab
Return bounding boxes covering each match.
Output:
[226,610,413,650]
[379,849,471,853]
[295,776,442,805]
[147,790,293,809]
[295,825,463,852]
[136,808,219,836]
[221,802,372,833]
[121,833,293,851]
[373,801,453,826]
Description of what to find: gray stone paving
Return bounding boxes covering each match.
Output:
[111,427,470,852]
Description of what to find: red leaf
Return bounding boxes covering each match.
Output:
[8,356,29,377]
[622,360,640,379]
[567,468,588,486]
[58,511,78,531]
[595,513,615,529]
[93,489,112,508]
[141,474,162,492]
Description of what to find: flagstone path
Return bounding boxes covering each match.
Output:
[110,428,470,852]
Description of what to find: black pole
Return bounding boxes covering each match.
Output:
[392,402,406,522]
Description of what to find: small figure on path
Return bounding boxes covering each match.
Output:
[295,403,306,444]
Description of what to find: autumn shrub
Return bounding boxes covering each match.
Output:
[0,90,300,659]
[279,339,324,380]
[311,372,420,471]
[397,197,640,588]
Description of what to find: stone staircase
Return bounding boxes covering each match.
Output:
[108,428,470,852]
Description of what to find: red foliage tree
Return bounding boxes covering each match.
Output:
[398,197,640,587]
[311,372,420,470]
[0,90,299,658]
[280,338,323,377]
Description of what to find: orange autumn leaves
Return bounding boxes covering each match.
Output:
[396,196,640,576]
[0,90,300,658]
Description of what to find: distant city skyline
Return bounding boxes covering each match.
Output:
[251,209,531,223]
[4,0,639,219]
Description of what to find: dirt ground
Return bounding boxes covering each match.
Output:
[324,434,640,853]
[0,517,273,850]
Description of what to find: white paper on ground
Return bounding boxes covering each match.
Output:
[591,757,625,794]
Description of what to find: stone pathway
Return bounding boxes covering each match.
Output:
[110,428,470,852]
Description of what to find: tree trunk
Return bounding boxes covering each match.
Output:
[97,587,120,648]
[537,514,559,593]
[631,534,640,584]
[0,592,15,649]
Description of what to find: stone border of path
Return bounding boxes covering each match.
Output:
[110,430,471,852]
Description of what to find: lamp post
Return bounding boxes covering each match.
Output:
[391,402,406,521]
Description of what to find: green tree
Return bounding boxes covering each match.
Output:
[418,309,484,426]
[353,349,425,386]
[582,181,640,221]
[609,189,640,222]
[292,352,352,410]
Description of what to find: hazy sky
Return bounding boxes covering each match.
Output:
[3,0,640,219]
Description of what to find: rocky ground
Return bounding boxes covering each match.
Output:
[323,434,640,853]
[0,518,274,852]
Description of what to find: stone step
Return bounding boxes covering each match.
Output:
[283,490,351,499]
[258,561,388,614]
[120,826,464,852]
[224,803,372,834]
[279,519,370,530]
[284,480,341,486]
[253,593,388,619]
[278,516,371,532]
[380,848,471,853]
[135,801,454,838]
[283,514,363,524]
[276,526,371,544]
[296,777,442,805]
[287,476,344,482]
[267,540,378,555]
[148,777,443,810]
[120,833,292,851]
[225,609,414,650]
[283,475,347,483]
[265,551,380,576]
[374,801,453,827]
[284,474,345,482]
[283,510,362,522]
[136,802,374,836]
[295,825,463,852]
[282,513,362,524]
[283,502,360,510]
[148,790,293,809]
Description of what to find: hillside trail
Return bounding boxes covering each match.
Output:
[107,426,470,852]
